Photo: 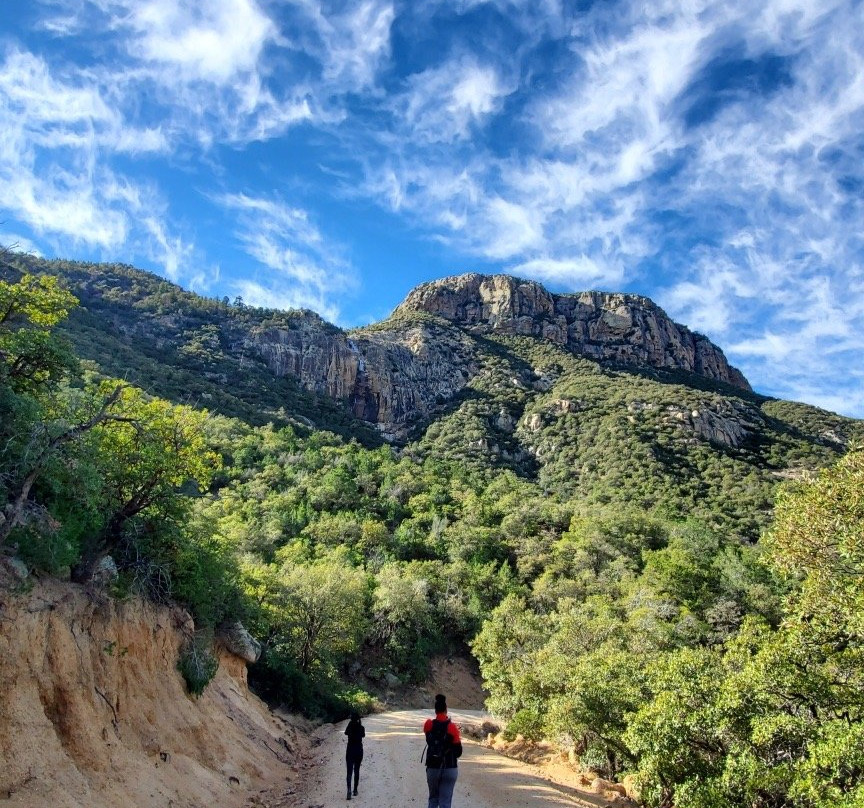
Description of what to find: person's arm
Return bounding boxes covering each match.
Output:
[448,721,463,758]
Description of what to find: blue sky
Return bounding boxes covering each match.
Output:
[1,0,863,417]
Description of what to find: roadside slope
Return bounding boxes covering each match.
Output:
[0,573,305,808]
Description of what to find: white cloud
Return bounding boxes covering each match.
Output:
[218,192,358,323]
[651,4,864,405]
[40,0,277,84]
[35,0,322,146]
[4,166,129,249]
[474,197,544,258]
[123,0,276,83]
[229,278,338,322]
[317,0,395,90]
[508,255,623,287]
[537,14,702,154]
[0,48,114,126]
[399,58,511,142]
[0,45,196,279]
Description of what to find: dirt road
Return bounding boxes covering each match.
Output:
[297,710,615,808]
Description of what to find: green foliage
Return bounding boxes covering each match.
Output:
[177,632,220,697]
[767,445,864,621]
[74,383,221,572]
[0,272,78,392]
[275,551,371,674]
[622,448,864,807]
[503,708,546,741]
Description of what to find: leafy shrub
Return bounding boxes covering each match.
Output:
[503,708,545,741]
[177,632,219,697]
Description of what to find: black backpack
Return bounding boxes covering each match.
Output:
[423,718,451,767]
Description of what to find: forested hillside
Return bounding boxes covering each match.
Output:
[2,255,863,808]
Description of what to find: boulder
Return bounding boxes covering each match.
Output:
[93,555,119,585]
[1,555,29,581]
[217,620,262,663]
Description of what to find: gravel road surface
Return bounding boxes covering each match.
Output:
[298,709,611,808]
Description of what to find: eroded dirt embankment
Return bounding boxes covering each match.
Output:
[0,572,307,808]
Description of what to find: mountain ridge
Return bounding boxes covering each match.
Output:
[4,254,864,808]
[394,272,750,391]
[5,257,752,442]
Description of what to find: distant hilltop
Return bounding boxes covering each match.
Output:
[394,273,750,392]
[246,271,751,438]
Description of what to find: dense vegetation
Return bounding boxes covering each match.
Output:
[2,257,863,807]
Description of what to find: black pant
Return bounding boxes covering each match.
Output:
[346,755,361,792]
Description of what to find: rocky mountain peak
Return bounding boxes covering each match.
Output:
[394,273,751,391]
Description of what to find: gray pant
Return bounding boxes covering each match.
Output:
[426,766,458,808]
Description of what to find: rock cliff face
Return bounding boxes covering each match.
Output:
[238,273,749,438]
[55,262,751,440]
[244,316,478,441]
[394,274,750,391]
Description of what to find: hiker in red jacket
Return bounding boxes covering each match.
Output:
[423,693,462,808]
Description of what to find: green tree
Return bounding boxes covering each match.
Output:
[627,448,864,807]
[0,384,123,548]
[372,562,438,678]
[0,273,119,550]
[0,272,77,392]
[274,551,370,675]
[471,594,551,718]
[73,384,221,579]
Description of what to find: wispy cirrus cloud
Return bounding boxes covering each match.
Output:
[509,255,624,288]
[35,0,320,145]
[346,0,864,413]
[397,57,512,143]
[217,193,357,322]
[117,0,276,83]
[312,0,395,90]
[0,44,197,280]
[646,2,864,410]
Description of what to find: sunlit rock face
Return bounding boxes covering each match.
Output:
[239,273,750,439]
[395,274,751,392]
[242,314,478,438]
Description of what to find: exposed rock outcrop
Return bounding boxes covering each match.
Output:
[243,317,478,439]
[395,274,750,391]
[236,273,749,439]
[217,620,262,664]
[665,403,758,448]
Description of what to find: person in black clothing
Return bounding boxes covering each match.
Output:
[344,711,365,800]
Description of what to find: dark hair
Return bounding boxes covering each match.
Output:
[434,694,447,713]
[349,711,361,723]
